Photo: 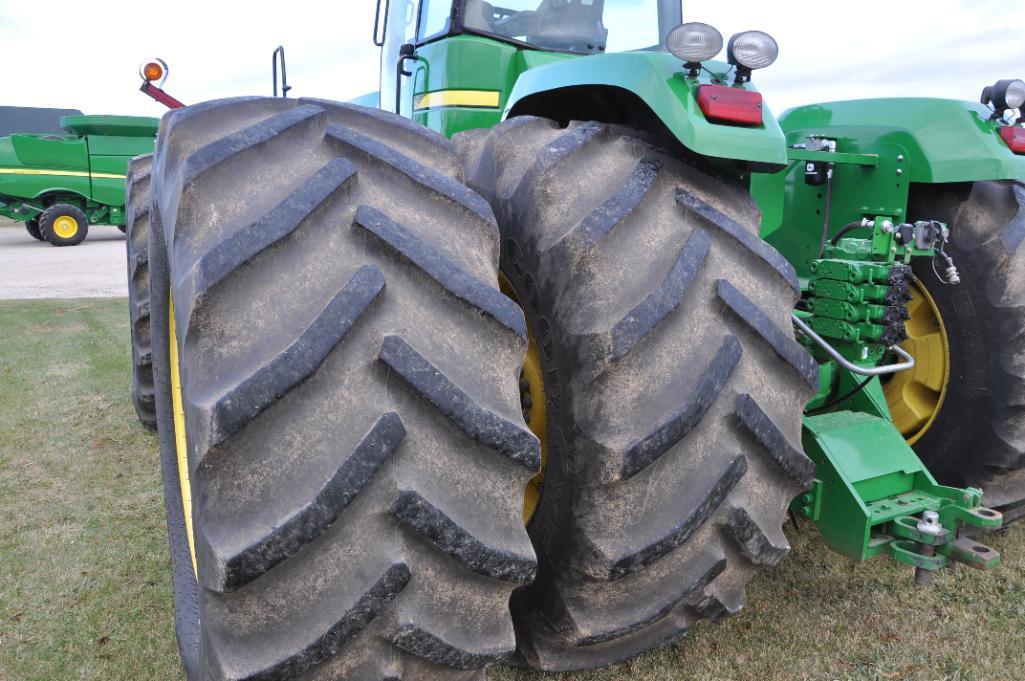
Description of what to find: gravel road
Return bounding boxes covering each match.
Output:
[0,220,128,299]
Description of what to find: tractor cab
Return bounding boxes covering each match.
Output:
[378,0,682,120]
[375,0,787,167]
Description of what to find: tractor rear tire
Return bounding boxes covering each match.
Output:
[147,97,538,681]
[25,218,44,241]
[904,181,1025,521]
[460,118,818,670]
[39,203,88,246]
[125,154,157,431]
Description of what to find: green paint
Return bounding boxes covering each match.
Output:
[781,98,1025,183]
[753,98,1025,276]
[375,1,1016,573]
[400,34,786,166]
[504,52,786,166]
[801,412,1000,564]
[0,115,156,227]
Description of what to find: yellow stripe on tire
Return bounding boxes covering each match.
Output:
[169,294,198,577]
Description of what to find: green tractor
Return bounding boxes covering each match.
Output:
[0,115,157,245]
[127,2,1025,678]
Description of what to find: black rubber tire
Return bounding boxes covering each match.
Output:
[149,225,203,677]
[148,97,539,681]
[906,181,1025,521]
[25,218,44,241]
[39,203,88,246]
[125,154,157,431]
[459,118,818,671]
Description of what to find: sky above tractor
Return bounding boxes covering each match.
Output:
[0,0,1022,117]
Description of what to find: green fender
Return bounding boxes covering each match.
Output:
[754,98,1025,268]
[504,52,788,167]
[779,98,1025,183]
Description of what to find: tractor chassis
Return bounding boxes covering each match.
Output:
[777,145,1004,583]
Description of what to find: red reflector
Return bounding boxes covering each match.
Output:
[1000,126,1025,154]
[696,84,763,126]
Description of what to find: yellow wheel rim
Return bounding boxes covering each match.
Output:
[499,274,549,525]
[169,294,198,577]
[883,278,951,445]
[52,215,79,239]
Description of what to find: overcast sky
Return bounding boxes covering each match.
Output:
[1,0,1023,119]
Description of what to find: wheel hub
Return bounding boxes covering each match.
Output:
[53,215,79,239]
[499,274,548,524]
[883,278,951,444]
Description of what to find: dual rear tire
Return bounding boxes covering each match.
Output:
[135,100,815,678]
[147,98,539,680]
[462,118,815,669]
[125,154,157,431]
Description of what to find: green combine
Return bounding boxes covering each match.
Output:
[126,2,1025,678]
[0,115,157,245]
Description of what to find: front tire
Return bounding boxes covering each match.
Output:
[147,97,538,680]
[39,203,88,246]
[462,118,818,670]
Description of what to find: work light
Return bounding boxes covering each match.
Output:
[666,22,724,71]
[727,30,778,82]
[981,79,1025,111]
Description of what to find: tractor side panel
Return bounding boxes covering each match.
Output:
[779,98,1025,184]
[85,135,156,206]
[408,35,528,137]
[753,97,1025,276]
[0,134,91,202]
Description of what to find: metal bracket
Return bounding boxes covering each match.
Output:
[943,537,1001,570]
[890,539,948,570]
[788,147,880,167]
[792,313,914,376]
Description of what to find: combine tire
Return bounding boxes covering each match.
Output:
[898,181,1025,521]
[39,203,88,246]
[147,97,538,681]
[125,154,157,430]
[25,218,44,241]
[461,118,818,670]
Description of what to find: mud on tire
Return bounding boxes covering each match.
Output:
[126,154,157,430]
[907,181,1025,521]
[460,117,818,671]
[148,97,539,680]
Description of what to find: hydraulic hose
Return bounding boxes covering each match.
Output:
[829,220,870,246]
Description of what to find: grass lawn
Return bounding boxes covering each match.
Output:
[1,298,1023,681]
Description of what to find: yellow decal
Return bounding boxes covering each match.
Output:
[413,90,501,111]
[0,167,125,179]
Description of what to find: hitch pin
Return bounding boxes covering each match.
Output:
[915,511,944,586]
